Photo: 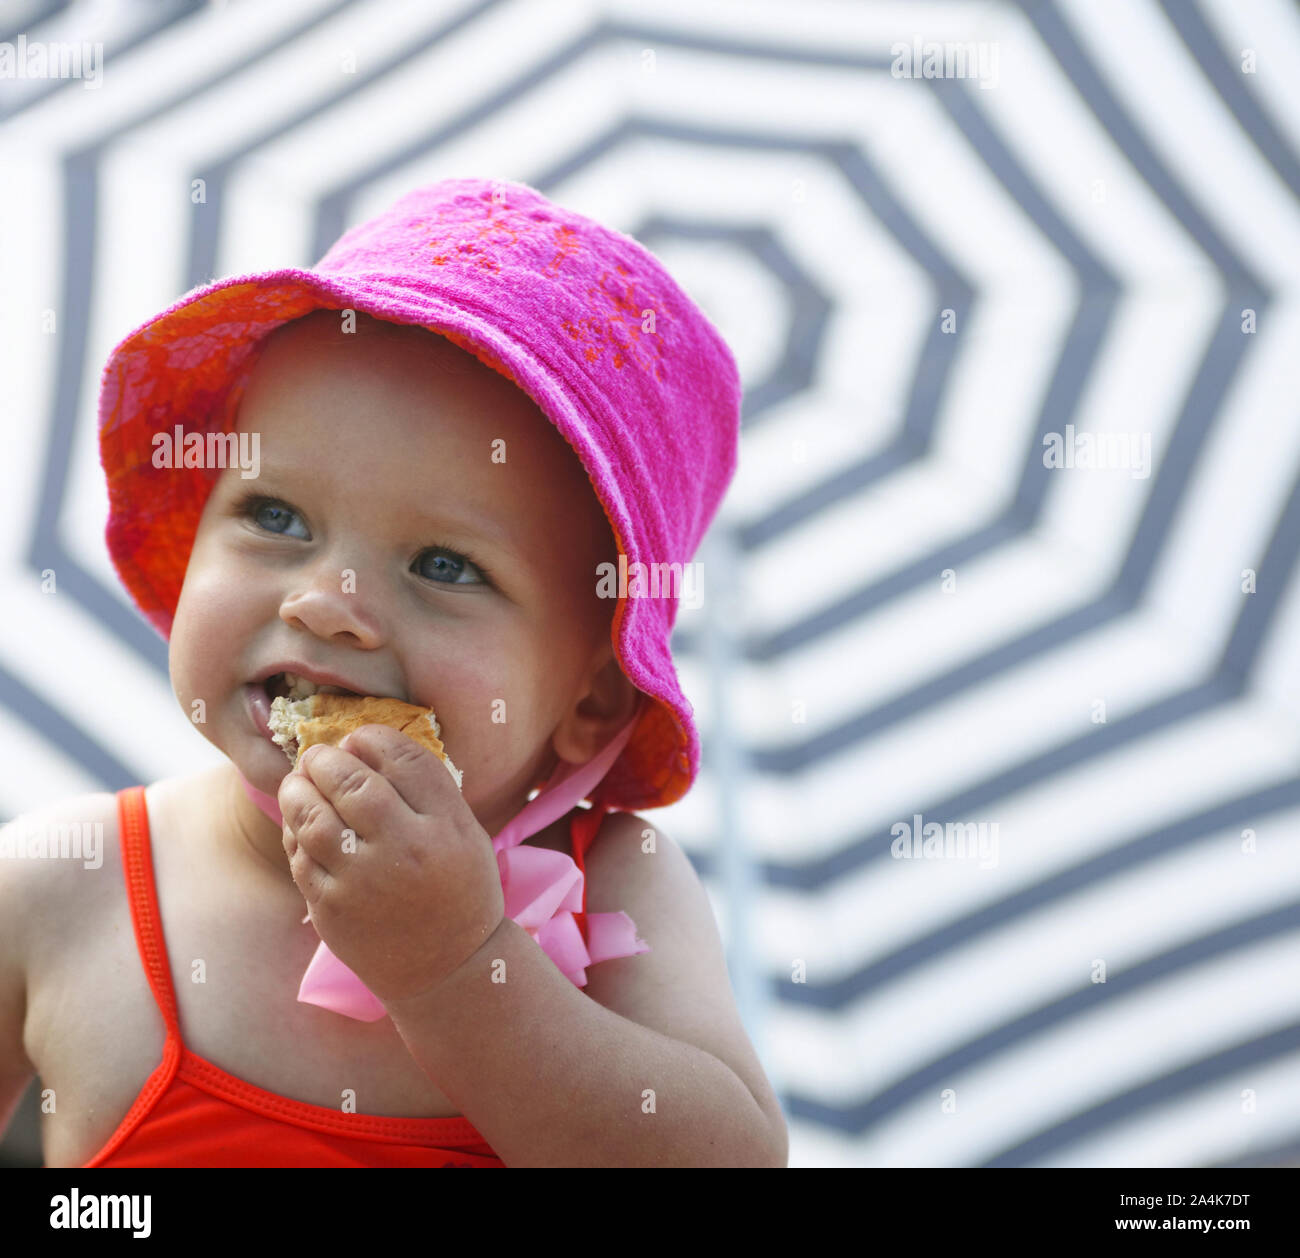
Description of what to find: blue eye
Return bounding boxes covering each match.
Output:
[246,497,308,538]
[415,547,486,586]
[236,492,490,587]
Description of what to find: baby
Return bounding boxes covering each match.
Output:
[0,178,786,1168]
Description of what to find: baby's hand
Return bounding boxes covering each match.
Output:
[277,725,504,1006]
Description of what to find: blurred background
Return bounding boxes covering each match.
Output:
[2,0,1300,1169]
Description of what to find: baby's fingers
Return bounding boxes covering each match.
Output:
[333,724,457,817]
[295,739,411,841]
[279,768,348,879]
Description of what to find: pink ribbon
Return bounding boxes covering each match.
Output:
[241,717,647,1021]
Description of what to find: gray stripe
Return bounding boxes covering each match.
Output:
[778,775,1300,1008]
[0,0,73,48]
[0,658,142,797]
[192,0,509,287]
[312,13,611,256]
[1028,0,1266,289]
[780,896,1300,1137]
[685,72,1124,627]
[737,291,1113,660]
[982,1017,1300,1166]
[689,453,1300,889]
[1212,1131,1300,1169]
[0,0,206,123]
[1158,0,1300,202]
[738,10,1273,748]
[676,2,1276,656]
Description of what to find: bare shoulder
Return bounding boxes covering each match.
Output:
[0,789,124,944]
[580,811,723,987]
[580,810,788,1165]
[0,789,124,1091]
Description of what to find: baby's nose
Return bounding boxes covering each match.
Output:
[278,567,387,648]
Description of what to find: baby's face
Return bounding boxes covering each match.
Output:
[170,311,634,835]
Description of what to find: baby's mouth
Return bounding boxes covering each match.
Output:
[261,672,365,701]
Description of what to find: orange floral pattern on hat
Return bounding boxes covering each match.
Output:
[405,188,672,381]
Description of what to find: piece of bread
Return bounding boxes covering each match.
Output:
[268,693,463,790]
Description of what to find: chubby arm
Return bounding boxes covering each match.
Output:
[384,811,787,1167]
[579,810,788,1161]
[0,815,39,1143]
[0,792,119,1151]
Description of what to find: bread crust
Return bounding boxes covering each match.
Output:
[268,693,463,789]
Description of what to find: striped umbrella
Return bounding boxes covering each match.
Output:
[2,0,1298,1168]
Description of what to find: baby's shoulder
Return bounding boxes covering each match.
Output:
[593,810,659,844]
[588,809,666,854]
[579,809,686,898]
[0,788,125,953]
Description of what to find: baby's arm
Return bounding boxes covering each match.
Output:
[384,809,788,1166]
[0,813,39,1144]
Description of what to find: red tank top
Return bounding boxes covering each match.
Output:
[76,785,607,1168]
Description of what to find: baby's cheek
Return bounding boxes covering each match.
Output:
[435,672,554,816]
[422,636,516,736]
[171,555,266,706]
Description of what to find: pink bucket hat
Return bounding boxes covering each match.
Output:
[97,176,742,815]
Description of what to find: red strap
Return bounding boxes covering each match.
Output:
[568,802,609,947]
[117,786,182,1037]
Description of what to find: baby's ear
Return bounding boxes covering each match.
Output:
[552,649,640,765]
